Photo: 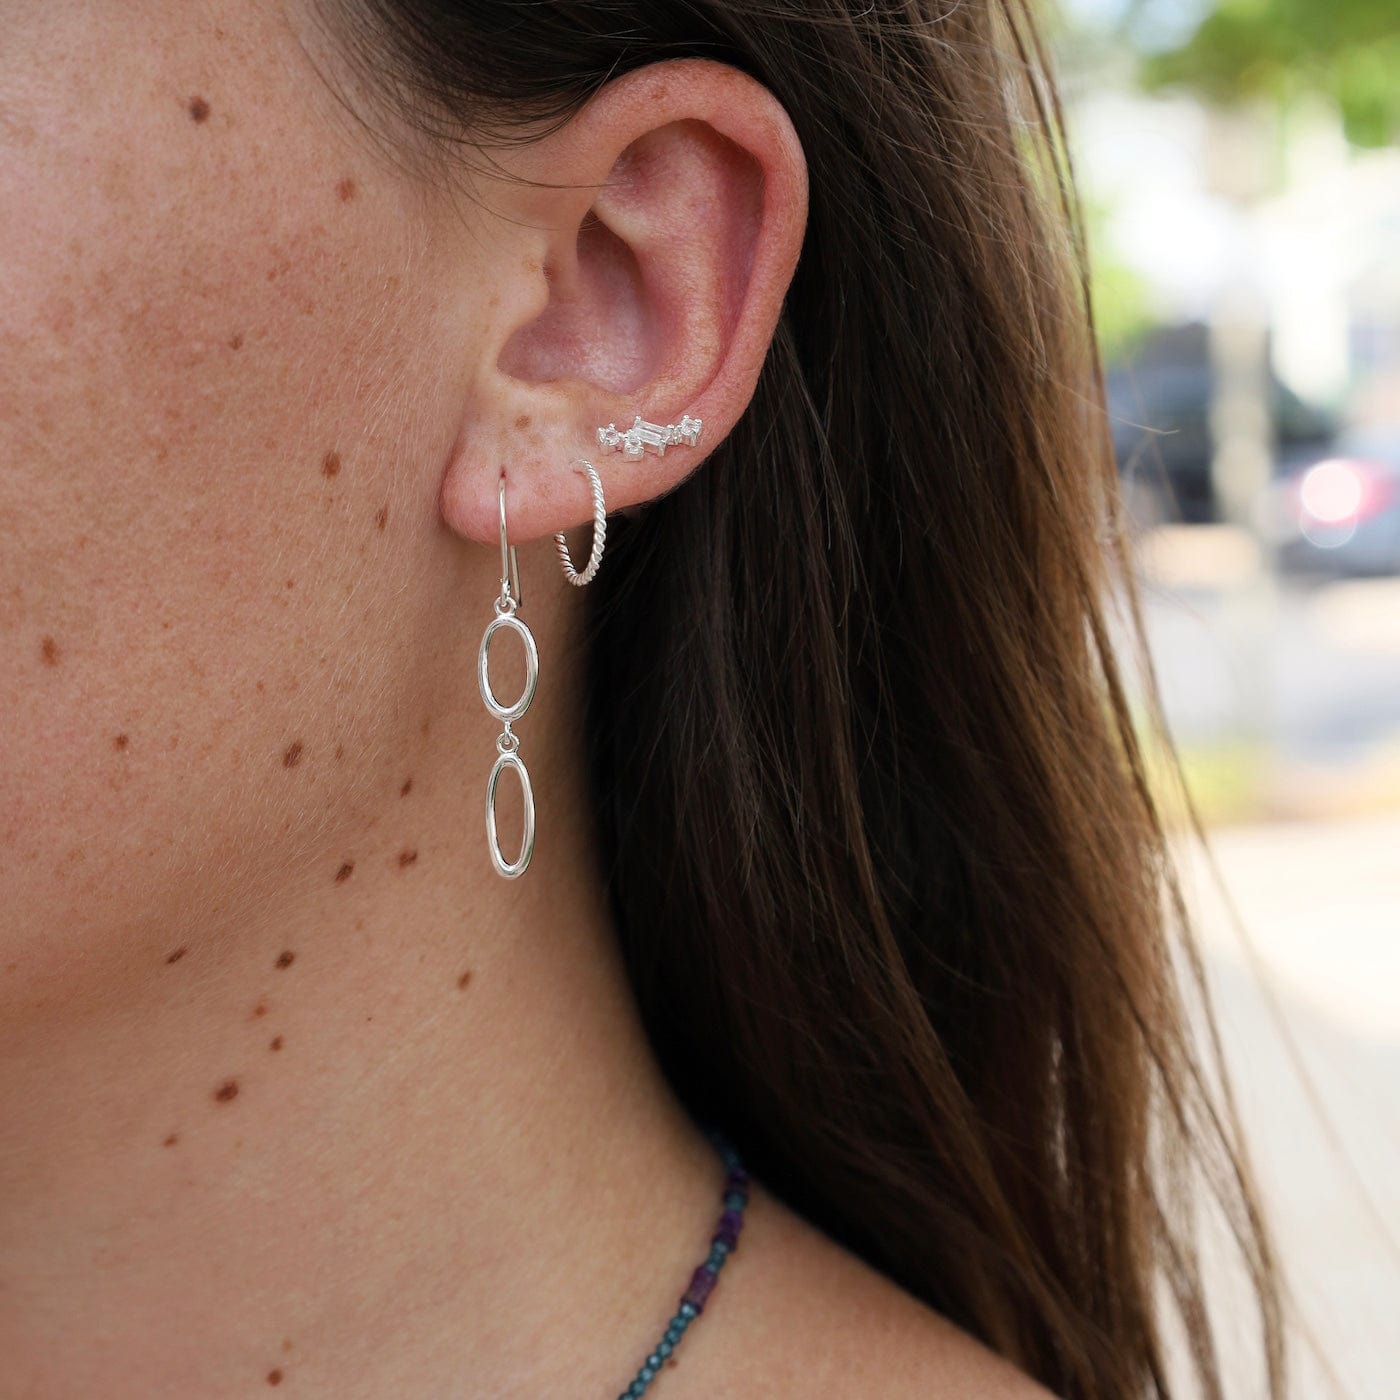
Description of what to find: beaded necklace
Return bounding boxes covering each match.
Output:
[614,1130,749,1398]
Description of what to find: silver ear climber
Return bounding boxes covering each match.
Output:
[553,459,607,587]
[596,413,702,459]
[478,472,537,879]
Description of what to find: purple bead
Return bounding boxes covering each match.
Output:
[714,1224,740,1249]
[726,1166,749,1190]
[682,1264,717,1313]
[719,1208,743,1233]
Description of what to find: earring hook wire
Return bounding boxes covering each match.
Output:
[498,470,522,610]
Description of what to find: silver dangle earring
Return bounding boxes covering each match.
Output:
[553,459,607,586]
[478,472,537,879]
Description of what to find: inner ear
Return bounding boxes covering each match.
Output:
[498,213,658,392]
[497,119,762,405]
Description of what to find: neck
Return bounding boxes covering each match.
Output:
[0,573,723,1399]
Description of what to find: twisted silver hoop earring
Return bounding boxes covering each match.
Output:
[553,459,606,587]
[477,472,537,879]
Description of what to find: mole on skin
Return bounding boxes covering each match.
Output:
[165,947,188,965]
[282,741,303,768]
[375,504,389,530]
[40,636,59,666]
[322,449,341,478]
[400,778,412,797]
[163,1134,179,1147]
[229,333,244,351]
[397,849,418,868]
[270,1036,284,1052]
[334,861,355,883]
[188,96,211,124]
[266,1368,283,1386]
[113,733,130,750]
[214,1079,239,1103]
[336,177,357,202]
[457,971,473,991]
[275,950,296,969]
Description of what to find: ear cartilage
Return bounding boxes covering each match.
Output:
[596,414,703,459]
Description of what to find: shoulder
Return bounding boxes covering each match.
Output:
[676,1178,1058,1399]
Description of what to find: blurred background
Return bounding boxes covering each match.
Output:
[1051,1,1399,1394]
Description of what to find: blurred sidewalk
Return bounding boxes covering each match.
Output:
[1130,525,1399,1395]
[1181,815,1400,1400]
[1133,526,1400,821]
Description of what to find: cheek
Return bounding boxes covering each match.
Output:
[0,9,466,988]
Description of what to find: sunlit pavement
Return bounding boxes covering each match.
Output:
[1179,807,1400,1397]
[1127,527,1399,1395]
[1134,527,1400,814]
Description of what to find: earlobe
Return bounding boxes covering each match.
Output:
[439,59,808,549]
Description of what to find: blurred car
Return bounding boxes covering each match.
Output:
[1106,323,1335,525]
[1264,426,1400,576]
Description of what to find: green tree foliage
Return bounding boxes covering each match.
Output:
[1138,0,1400,147]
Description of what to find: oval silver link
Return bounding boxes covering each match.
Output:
[477,612,538,723]
[485,748,535,879]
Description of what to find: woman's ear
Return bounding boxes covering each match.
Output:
[438,59,808,545]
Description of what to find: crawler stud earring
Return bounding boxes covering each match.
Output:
[477,472,537,879]
[596,412,702,460]
[553,459,607,587]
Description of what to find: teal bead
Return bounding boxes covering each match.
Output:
[617,1135,743,1399]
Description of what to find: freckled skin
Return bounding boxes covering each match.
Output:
[335,177,356,202]
[1,6,466,1027]
[0,9,647,1390]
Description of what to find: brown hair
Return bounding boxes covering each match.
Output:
[328,2,1285,1394]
